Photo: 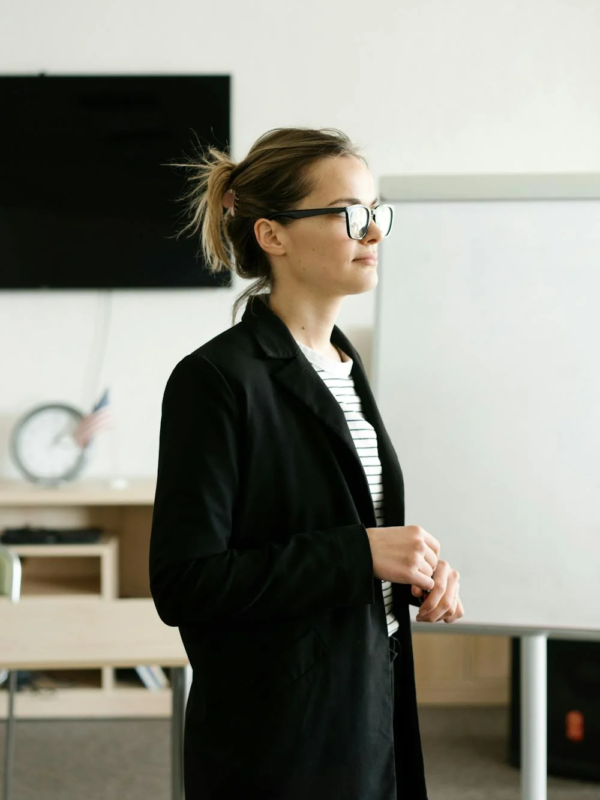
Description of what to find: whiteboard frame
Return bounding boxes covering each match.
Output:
[380,172,600,202]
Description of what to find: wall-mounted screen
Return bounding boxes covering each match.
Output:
[0,74,232,289]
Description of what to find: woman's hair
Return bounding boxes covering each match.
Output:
[170,127,367,326]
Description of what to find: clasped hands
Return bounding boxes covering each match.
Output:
[411,560,465,624]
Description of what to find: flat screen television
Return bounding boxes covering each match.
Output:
[0,74,232,289]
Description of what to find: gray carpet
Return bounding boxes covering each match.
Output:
[0,707,598,799]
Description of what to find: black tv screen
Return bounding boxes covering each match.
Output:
[0,74,232,289]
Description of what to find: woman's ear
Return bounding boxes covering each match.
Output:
[254,218,287,258]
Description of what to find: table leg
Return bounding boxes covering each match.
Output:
[3,670,17,800]
[171,666,191,800]
[521,633,547,800]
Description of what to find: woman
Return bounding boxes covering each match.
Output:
[149,126,464,800]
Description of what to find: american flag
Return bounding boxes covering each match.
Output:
[73,388,114,448]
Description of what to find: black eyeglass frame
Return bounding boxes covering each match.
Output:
[266,204,394,240]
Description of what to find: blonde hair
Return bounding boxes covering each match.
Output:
[170,126,367,326]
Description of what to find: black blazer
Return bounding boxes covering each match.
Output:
[149,293,428,800]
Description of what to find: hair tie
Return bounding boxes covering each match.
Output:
[222,188,236,216]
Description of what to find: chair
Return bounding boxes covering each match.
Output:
[0,545,22,800]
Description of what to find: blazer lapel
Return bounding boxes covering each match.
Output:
[345,345,405,527]
[241,294,404,528]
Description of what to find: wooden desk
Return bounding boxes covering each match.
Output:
[0,597,189,800]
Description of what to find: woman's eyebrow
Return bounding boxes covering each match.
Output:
[327,197,379,206]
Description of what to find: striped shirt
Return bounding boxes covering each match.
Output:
[294,338,399,638]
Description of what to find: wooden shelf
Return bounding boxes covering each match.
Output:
[0,479,166,719]
[0,664,175,719]
[8,532,119,600]
[0,477,156,506]
[20,575,102,596]
[7,532,118,557]
[0,685,173,719]
[24,669,103,690]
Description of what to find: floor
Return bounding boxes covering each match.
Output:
[0,706,598,799]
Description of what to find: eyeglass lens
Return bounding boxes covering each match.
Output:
[348,205,393,239]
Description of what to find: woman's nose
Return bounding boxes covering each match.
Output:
[366,219,384,242]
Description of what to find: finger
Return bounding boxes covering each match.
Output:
[440,596,459,622]
[415,572,435,592]
[418,568,458,621]
[417,563,452,615]
[421,529,441,558]
[422,546,438,572]
[443,597,465,624]
[426,570,460,622]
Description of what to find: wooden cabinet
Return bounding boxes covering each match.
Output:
[0,477,174,720]
[413,632,510,705]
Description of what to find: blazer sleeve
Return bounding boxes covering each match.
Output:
[149,353,375,628]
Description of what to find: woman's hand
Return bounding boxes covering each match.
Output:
[365,525,440,591]
[411,561,464,623]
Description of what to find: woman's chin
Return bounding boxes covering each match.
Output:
[345,270,378,295]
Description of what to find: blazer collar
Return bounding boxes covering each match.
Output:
[241,293,404,528]
[241,291,356,360]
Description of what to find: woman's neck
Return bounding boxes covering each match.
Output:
[266,289,344,359]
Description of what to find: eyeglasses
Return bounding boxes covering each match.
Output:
[267,203,394,240]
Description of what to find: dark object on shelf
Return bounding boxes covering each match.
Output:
[115,668,145,688]
[509,637,600,782]
[0,670,34,691]
[1,525,103,545]
[0,670,84,692]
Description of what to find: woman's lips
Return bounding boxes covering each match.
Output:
[355,257,378,265]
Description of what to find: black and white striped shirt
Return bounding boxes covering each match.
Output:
[294,338,399,637]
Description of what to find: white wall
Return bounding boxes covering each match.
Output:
[1,0,600,480]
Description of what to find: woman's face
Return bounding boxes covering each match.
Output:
[255,155,384,298]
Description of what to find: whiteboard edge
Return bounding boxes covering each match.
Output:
[380,173,600,201]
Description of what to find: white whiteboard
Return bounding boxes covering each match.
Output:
[373,175,600,631]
